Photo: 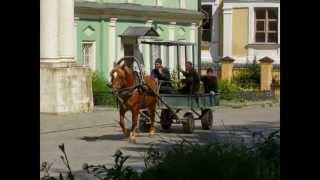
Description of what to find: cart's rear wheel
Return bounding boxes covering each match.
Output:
[139,110,151,132]
[201,109,213,130]
[160,109,173,130]
[182,112,194,133]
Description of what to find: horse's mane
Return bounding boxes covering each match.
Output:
[111,63,157,92]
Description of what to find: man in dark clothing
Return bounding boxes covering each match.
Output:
[151,58,172,94]
[178,61,200,94]
[201,68,218,94]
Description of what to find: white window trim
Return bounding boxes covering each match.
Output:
[254,8,278,44]
[81,41,96,71]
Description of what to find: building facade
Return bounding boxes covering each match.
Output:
[201,0,280,65]
[75,0,203,79]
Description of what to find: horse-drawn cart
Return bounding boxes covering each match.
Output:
[137,40,220,133]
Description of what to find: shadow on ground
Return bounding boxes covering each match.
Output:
[80,133,128,141]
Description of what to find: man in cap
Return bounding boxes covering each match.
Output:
[151,58,172,94]
[201,67,218,94]
[178,61,200,94]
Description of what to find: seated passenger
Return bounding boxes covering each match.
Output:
[201,68,218,94]
[151,58,172,94]
[178,61,200,94]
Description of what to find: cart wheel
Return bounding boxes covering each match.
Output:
[160,109,172,130]
[201,109,213,130]
[182,112,194,133]
[139,111,151,132]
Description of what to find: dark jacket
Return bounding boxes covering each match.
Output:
[201,76,218,93]
[180,68,200,93]
[151,67,172,93]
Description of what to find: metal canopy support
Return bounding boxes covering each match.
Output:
[167,45,169,69]
[177,45,180,79]
[192,45,195,68]
[184,45,187,67]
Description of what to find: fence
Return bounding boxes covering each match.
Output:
[199,60,280,97]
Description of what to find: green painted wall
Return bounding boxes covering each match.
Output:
[186,0,198,10]
[134,0,156,6]
[101,0,127,3]
[77,19,107,77]
[175,24,191,41]
[78,0,199,10]
[161,0,180,9]
[117,20,146,36]
[154,22,169,40]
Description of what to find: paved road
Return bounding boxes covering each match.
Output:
[40,104,279,179]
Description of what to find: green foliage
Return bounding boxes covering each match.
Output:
[232,60,260,89]
[218,80,242,100]
[41,130,279,180]
[40,143,75,180]
[170,70,181,92]
[83,150,140,180]
[142,130,280,180]
[91,72,117,106]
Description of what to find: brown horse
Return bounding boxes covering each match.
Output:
[110,64,158,143]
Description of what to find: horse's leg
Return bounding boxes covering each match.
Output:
[129,108,139,143]
[120,107,130,137]
[149,102,156,137]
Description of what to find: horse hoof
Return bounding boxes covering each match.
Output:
[149,127,156,137]
[129,137,136,144]
[123,129,130,137]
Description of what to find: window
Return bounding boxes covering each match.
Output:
[201,5,212,42]
[255,8,278,43]
[81,41,96,71]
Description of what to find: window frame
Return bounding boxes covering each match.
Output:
[254,7,278,44]
[81,41,96,71]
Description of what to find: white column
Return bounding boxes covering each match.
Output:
[223,8,233,57]
[248,6,255,61]
[156,0,162,6]
[143,20,153,74]
[168,22,176,71]
[117,37,123,61]
[128,0,134,3]
[40,0,59,62]
[180,0,186,9]
[74,17,79,62]
[160,45,166,66]
[59,0,75,62]
[189,22,197,64]
[108,18,117,75]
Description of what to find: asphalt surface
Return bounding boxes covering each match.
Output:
[40,103,280,179]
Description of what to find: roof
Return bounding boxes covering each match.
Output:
[75,2,204,23]
[119,27,159,37]
[140,40,196,46]
[223,0,280,3]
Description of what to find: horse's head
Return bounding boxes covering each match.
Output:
[110,64,127,90]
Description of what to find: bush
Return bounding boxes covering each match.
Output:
[91,72,117,106]
[141,130,280,180]
[218,80,242,100]
[170,70,181,92]
[42,130,280,180]
[232,60,260,89]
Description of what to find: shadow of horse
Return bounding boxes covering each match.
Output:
[80,134,128,142]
